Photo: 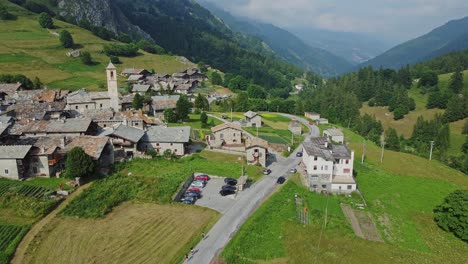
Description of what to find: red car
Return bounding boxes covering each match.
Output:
[195,175,210,181]
[187,187,201,193]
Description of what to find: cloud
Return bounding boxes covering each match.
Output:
[201,0,468,41]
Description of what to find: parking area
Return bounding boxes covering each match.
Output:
[194,178,238,214]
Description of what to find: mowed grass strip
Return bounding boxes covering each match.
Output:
[23,203,219,264]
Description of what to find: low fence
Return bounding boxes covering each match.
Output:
[173,173,194,202]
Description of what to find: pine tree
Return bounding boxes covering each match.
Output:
[235,92,249,112]
[81,51,93,65]
[200,112,208,127]
[448,69,464,94]
[210,72,223,85]
[385,128,400,151]
[59,30,74,48]
[176,95,191,121]
[65,147,95,179]
[132,93,144,109]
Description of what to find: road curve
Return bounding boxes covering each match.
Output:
[189,113,318,263]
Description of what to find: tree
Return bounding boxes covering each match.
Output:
[163,108,176,123]
[194,93,208,111]
[175,95,191,121]
[247,84,267,99]
[64,147,95,179]
[59,30,74,48]
[0,4,15,20]
[448,68,464,94]
[110,56,121,64]
[197,61,208,73]
[385,128,400,151]
[132,93,144,109]
[433,190,468,242]
[463,120,468,135]
[81,51,93,65]
[200,112,208,127]
[38,12,53,28]
[419,70,438,87]
[235,92,249,112]
[462,136,468,154]
[32,77,42,90]
[210,71,223,85]
[443,95,466,122]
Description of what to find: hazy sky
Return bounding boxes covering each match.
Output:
[202,0,468,43]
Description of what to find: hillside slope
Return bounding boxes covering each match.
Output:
[198,0,353,76]
[361,16,468,69]
[0,0,191,90]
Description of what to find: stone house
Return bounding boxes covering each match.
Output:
[16,137,65,178]
[302,137,355,194]
[150,95,180,116]
[305,112,320,120]
[66,89,111,115]
[63,136,115,168]
[0,145,32,180]
[324,128,344,144]
[141,126,191,156]
[210,122,243,147]
[244,111,262,127]
[121,68,150,77]
[288,120,302,135]
[14,119,96,138]
[104,124,145,156]
[246,137,269,167]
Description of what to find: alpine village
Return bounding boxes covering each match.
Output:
[0,0,466,263]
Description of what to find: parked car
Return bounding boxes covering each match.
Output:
[191,181,205,188]
[219,189,236,196]
[181,196,197,204]
[263,169,272,175]
[296,151,303,157]
[185,191,202,199]
[186,187,201,193]
[195,174,210,181]
[277,176,286,184]
[222,185,237,191]
[222,115,228,119]
[290,168,297,173]
[224,178,238,186]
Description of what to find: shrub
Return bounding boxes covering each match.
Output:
[103,43,139,57]
[38,12,53,28]
[59,30,74,48]
[110,55,121,64]
[80,51,93,65]
[434,190,468,242]
[64,147,95,179]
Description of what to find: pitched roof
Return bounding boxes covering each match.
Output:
[0,116,13,125]
[246,137,268,149]
[151,95,180,111]
[127,75,144,81]
[66,89,93,104]
[0,83,22,95]
[19,119,92,134]
[0,145,32,159]
[132,84,151,93]
[303,139,351,161]
[111,124,145,143]
[244,111,259,119]
[122,68,144,75]
[106,62,116,69]
[211,122,243,133]
[64,136,109,160]
[90,91,110,100]
[0,124,9,137]
[15,137,63,155]
[324,128,344,137]
[143,126,191,143]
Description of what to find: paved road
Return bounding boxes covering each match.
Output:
[189,114,318,263]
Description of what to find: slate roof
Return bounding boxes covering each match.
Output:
[324,128,344,137]
[0,145,32,159]
[15,137,63,156]
[211,122,243,133]
[107,62,116,69]
[19,119,92,134]
[127,75,144,82]
[122,68,144,75]
[151,95,180,111]
[64,136,109,160]
[0,116,13,124]
[244,111,259,119]
[132,84,151,93]
[143,126,191,143]
[303,139,351,161]
[0,83,22,95]
[90,92,110,100]
[246,137,269,149]
[0,124,9,137]
[66,89,93,104]
[309,137,328,146]
[111,124,145,143]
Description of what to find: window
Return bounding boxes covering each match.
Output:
[313,166,317,170]
[324,165,328,170]
[75,106,78,110]
[347,185,352,190]
[85,105,88,109]
[33,167,38,174]
[4,169,9,175]
[170,143,173,146]
[174,149,177,152]
[233,133,236,137]
[220,133,224,139]
[110,71,114,79]
[344,169,351,174]
[312,185,317,188]
[135,123,139,126]
[100,104,103,108]
[33,157,39,162]
[314,156,318,161]
[321,184,327,189]
[156,143,160,147]
[345,159,349,164]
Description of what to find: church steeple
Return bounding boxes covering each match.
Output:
[106,62,120,111]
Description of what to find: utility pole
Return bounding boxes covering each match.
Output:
[230,107,233,122]
[380,141,385,163]
[429,141,435,161]
[361,140,366,164]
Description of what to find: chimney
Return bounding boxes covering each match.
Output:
[60,137,66,148]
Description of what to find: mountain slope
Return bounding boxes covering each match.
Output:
[46,0,302,92]
[199,0,353,76]
[291,28,392,64]
[361,16,468,69]
[0,0,191,90]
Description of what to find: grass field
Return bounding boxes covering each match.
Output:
[169,114,223,130]
[438,69,468,91]
[0,0,191,91]
[22,203,218,264]
[222,125,468,263]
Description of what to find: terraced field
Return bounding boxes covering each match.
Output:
[0,182,51,199]
[22,203,218,264]
[0,225,28,264]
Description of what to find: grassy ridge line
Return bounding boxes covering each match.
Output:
[0,0,191,90]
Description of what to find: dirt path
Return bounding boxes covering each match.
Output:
[11,183,92,264]
[341,204,383,242]
[341,204,365,239]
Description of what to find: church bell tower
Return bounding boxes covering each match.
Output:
[106,62,121,111]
